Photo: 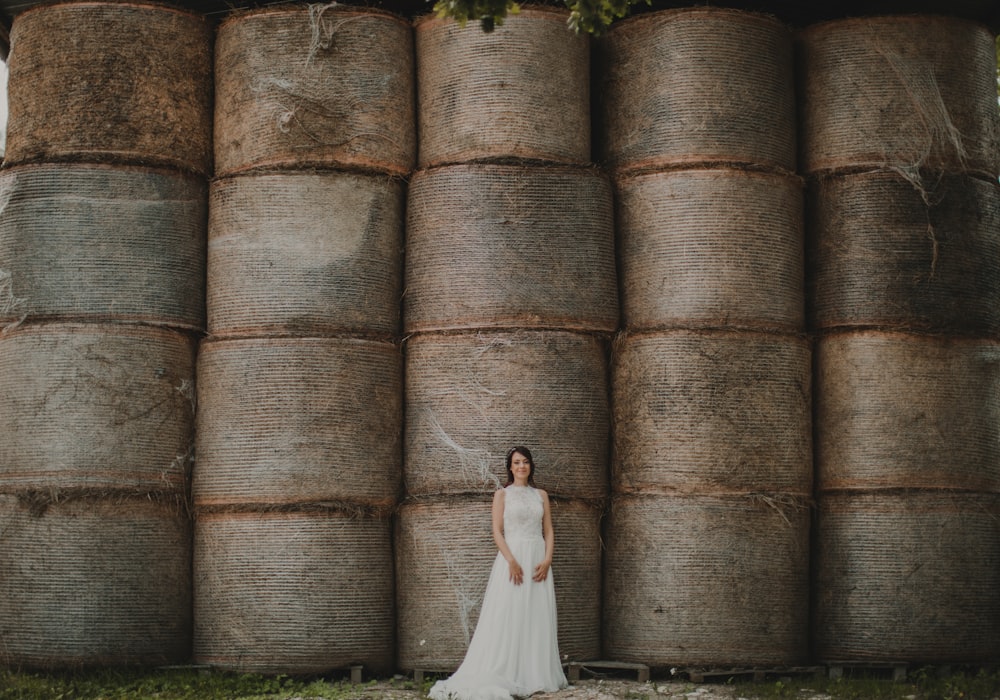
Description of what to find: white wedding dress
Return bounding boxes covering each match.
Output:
[428,485,568,700]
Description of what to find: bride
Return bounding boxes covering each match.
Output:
[428,446,568,700]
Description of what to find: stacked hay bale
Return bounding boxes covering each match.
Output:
[0,1,211,667]
[398,7,616,673]
[597,8,812,667]
[193,5,414,675]
[800,16,1000,663]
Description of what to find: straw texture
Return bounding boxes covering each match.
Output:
[596,7,795,173]
[604,494,810,667]
[0,164,207,330]
[215,5,415,177]
[613,330,812,496]
[405,164,617,333]
[415,6,589,167]
[6,2,212,175]
[195,337,402,508]
[194,509,395,674]
[814,491,1000,662]
[617,169,804,333]
[798,15,1000,178]
[208,172,404,338]
[404,330,609,500]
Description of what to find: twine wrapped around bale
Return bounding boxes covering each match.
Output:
[604,493,810,667]
[613,330,812,496]
[596,7,795,174]
[194,508,395,674]
[797,15,1000,178]
[195,337,402,508]
[5,1,212,175]
[415,6,590,167]
[214,5,415,177]
[617,169,804,333]
[0,323,196,493]
[0,492,192,668]
[404,330,610,500]
[405,164,617,333]
[208,172,404,338]
[0,164,207,330]
[807,171,1000,335]
[814,490,1000,662]
[815,331,1000,493]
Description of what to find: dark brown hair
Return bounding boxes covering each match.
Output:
[504,445,536,487]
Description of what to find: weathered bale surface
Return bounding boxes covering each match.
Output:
[6,2,212,175]
[395,497,601,671]
[0,164,207,330]
[0,324,195,493]
[596,7,795,173]
[613,330,812,496]
[604,493,810,667]
[194,508,395,674]
[208,172,404,338]
[617,169,804,333]
[815,331,1000,493]
[807,171,1000,335]
[798,15,1000,178]
[814,490,1000,662]
[405,164,617,333]
[215,5,415,176]
[405,330,609,500]
[0,493,191,668]
[415,6,589,167]
[195,337,401,508]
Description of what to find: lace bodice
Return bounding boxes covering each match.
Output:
[503,485,543,541]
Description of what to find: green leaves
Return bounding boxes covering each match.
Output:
[430,0,648,34]
[432,0,521,32]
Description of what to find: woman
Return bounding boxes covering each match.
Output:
[428,446,568,700]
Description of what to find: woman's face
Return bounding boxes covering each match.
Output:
[510,451,532,484]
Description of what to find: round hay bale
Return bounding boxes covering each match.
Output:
[415,6,589,167]
[807,171,1000,335]
[194,337,402,508]
[214,5,415,177]
[613,330,812,496]
[596,7,795,173]
[604,493,810,667]
[0,323,195,493]
[208,172,404,338]
[395,496,600,671]
[0,493,191,668]
[617,169,804,333]
[404,330,609,500]
[194,508,395,674]
[815,331,1000,492]
[798,15,1000,178]
[5,1,212,175]
[814,490,1000,662]
[405,164,617,333]
[0,164,207,330]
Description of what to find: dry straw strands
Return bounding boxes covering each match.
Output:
[807,172,1000,335]
[604,494,810,667]
[405,164,617,334]
[0,324,195,494]
[194,509,395,674]
[0,164,207,330]
[208,172,404,339]
[797,15,1000,178]
[214,5,415,177]
[813,490,1000,662]
[617,169,804,333]
[596,7,795,174]
[5,2,212,175]
[815,331,1000,493]
[195,337,401,508]
[415,6,590,167]
[0,493,192,668]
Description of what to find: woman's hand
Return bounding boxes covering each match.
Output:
[508,559,524,585]
[532,560,551,582]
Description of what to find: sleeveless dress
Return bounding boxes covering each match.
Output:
[428,485,568,700]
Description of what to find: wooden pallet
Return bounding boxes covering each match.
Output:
[566,660,650,682]
[825,661,908,681]
[683,666,825,683]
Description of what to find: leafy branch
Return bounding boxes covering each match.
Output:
[431,0,647,34]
